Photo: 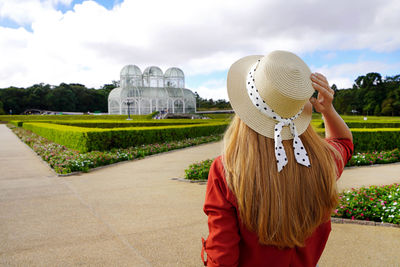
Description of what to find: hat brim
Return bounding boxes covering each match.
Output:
[227,55,312,140]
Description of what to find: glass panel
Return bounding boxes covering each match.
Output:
[109,100,120,114]
[174,99,184,113]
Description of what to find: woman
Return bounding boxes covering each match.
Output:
[201,51,353,267]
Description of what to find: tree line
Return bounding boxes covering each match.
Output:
[194,92,231,110]
[0,72,399,115]
[0,82,117,115]
[333,73,400,116]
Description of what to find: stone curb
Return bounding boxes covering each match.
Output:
[57,141,220,177]
[8,124,221,177]
[331,217,400,228]
[171,178,208,185]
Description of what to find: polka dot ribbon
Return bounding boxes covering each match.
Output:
[246,61,311,172]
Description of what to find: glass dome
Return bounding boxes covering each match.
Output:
[108,65,196,115]
[108,87,122,114]
[143,66,163,87]
[164,67,185,88]
[120,65,143,88]
[108,87,122,100]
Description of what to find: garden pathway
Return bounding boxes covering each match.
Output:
[0,124,399,266]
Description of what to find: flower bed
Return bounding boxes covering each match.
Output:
[11,125,222,174]
[184,149,400,181]
[333,184,400,225]
[184,159,214,180]
[348,149,400,165]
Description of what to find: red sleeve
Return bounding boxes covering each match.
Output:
[202,156,240,267]
[325,138,354,178]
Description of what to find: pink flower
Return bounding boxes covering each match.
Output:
[351,216,355,220]
[361,213,364,216]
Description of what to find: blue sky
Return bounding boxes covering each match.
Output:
[0,0,399,100]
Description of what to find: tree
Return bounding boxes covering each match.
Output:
[373,104,381,116]
[381,98,395,116]
[0,100,5,115]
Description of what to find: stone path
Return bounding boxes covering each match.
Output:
[0,124,399,266]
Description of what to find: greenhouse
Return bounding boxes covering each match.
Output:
[108,65,197,115]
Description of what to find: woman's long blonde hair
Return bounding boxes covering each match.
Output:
[223,115,341,248]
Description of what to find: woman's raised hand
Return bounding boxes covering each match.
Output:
[309,72,353,141]
[309,73,335,115]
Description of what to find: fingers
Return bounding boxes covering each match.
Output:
[309,97,324,111]
[311,73,334,97]
[312,80,333,100]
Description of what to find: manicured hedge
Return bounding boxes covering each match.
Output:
[315,128,400,153]
[351,128,400,152]
[51,119,208,128]
[204,113,234,120]
[0,113,155,122]
[22,121,229,152]
[9,121,23,127]
[340,115,400,122]
[320,121,400,129]
[8,119,208,128]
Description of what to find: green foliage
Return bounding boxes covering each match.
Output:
[22,121,229,152]
[185,159,214,180]
[315,128,400,153]
[9,121,23,127]
[194,91,231,110]
[23,123,90,152]
[333,73,400,116]
[0,114,153,122]
[12,126,222,174]
[333,184,400,225]
[321,122,400,129]
[340,115,400,122]
[348,149,400,166]
[0,100,5,115]
[0,83,113,114]
[204,113,234,120]
[50,119,207,128]
[184,148,400,181]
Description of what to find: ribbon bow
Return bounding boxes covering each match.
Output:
[246,61,310,172]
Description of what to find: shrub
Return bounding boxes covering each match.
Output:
[348,149,400,166]
[0,113,155,122]
[22,121,229,152]
[11,126,223,174]
[184,148,400,180]
[321,121,400,129]
[333,184,400,225]
[50,119,206,128]
[351,129,400,153]
[315,128,400,153]
[185,159,214,180]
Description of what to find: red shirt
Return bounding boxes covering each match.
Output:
[202,138,354,267]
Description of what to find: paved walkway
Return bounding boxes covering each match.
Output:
[0,124,399,266]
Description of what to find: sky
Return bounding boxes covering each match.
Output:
[0,0,399,100]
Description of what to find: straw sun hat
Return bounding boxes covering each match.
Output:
[227,50,315,171]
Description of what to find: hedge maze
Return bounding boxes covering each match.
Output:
[2,114,399,154]
[3,115,229,152]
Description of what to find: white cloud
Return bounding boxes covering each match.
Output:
[313,61,400,89]
[200,78,228,100]
[0,0,399,94]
